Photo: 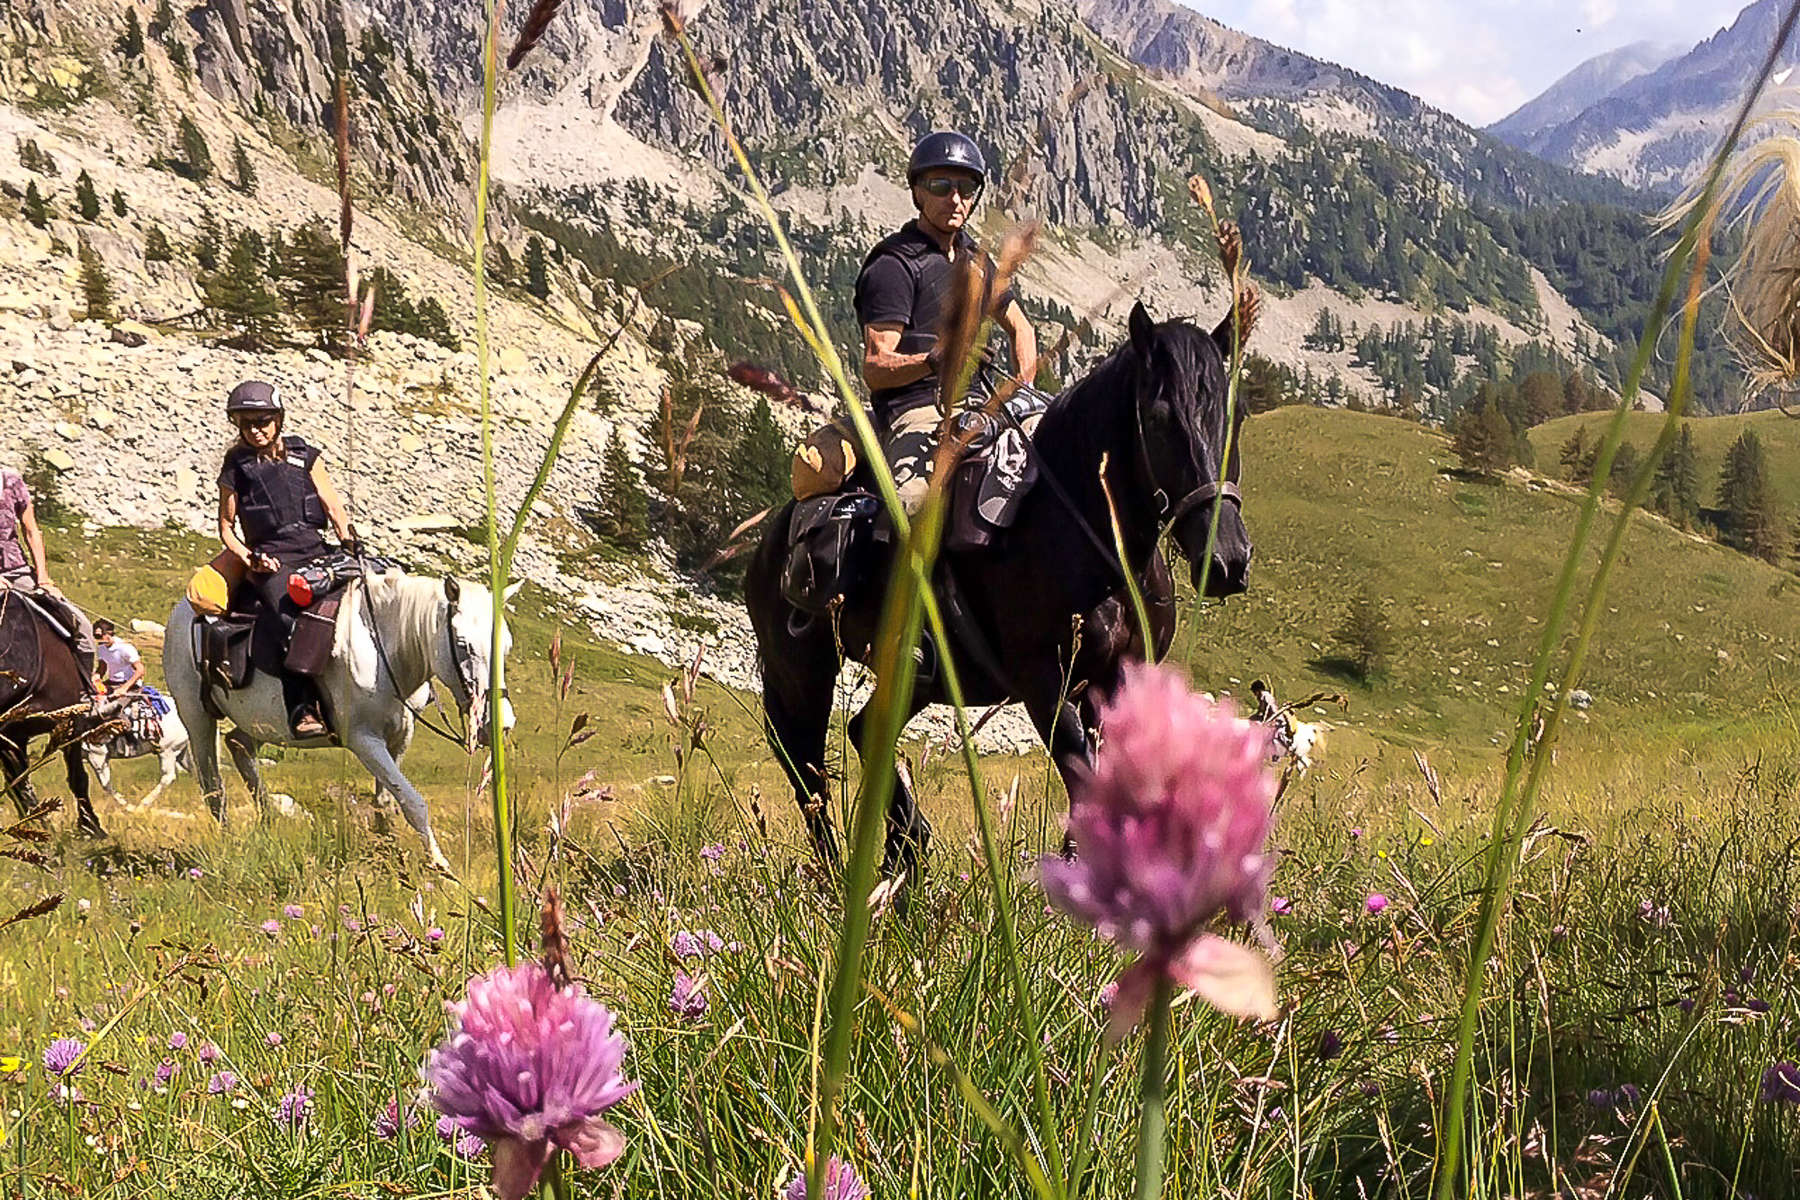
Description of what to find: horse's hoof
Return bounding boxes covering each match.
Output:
[77,822,106,840]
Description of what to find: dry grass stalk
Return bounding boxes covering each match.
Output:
[1665,104,1800,404]
[506,0,565,69]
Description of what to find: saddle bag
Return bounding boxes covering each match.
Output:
[782,491,885,615]
[286,590,342,678]
[198,613,257,692]
[945,417,1038,553]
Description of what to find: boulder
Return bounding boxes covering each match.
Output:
[53,421,82,441]
[41,447,75,472]
[397,433,425,455]
[497,346,529,376]
[87,406,116,431]
[109,321,153,348]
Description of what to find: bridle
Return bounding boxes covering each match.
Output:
[1131,360,1242,540]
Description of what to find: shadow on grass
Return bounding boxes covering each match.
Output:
[1308,655,1372,687]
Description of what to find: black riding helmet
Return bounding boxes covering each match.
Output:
[225,379,283,417]
[907,130,986,186]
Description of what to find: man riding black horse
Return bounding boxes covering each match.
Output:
[856,130,1039,514]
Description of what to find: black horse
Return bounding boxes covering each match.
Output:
[0,592,106,836]
[744,299,1252,876]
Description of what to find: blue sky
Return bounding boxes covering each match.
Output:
[1182,0,1750,126]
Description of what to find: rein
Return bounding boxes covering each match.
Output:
[355,570,472,749]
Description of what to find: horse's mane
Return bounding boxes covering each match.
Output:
[335,570,485,691]
[1035,316,1226,468]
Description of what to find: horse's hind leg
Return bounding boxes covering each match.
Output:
[848,690,933,883]
[142,743,181,809]
[64,742,103,838]
[87,746,122,803]
[763,668,839,868]
[223,729,269,819]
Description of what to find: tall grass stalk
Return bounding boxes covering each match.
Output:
[472,0,517,967]
[1430,9,1798,1192]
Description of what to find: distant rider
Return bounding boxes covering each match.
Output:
[215,380,357,738]
[0,464,97,687]
[854,130,1039,514]
[93,618,145,695]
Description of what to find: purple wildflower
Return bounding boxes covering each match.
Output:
[207,1070,238,1095]
[783,1156,870,1200]
[1762,1063,1800,1103]
[198,1041,220,1063]
[283,904,304,920]
[373,1096,423,1139]
[154,1058,178,1086]
[426,962,638,1200]
[1365,894,1389,915]
[1637,899,1671,927]
[671,929,725,959]
[260,919,281,938]
[188,867,203,880]
[669,972,708,1022]
[1270,896,1293,916]
[427,927,445,945]
[1316,1030,1343,1060]
[1038,663,1279,1040]
[274,1085,314,1130]
[168,1032,188,1052]
[700,843,725,862]
[265,1032,282,1047]
[42,1038,84,1078]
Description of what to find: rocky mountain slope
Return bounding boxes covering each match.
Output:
[1494,0,1795,192]
[1488,41,1683,146]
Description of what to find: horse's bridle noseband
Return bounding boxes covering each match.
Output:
[1162,477,1241,529]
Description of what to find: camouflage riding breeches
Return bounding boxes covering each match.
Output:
[883,405,944,517]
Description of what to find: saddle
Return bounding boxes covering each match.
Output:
[781,382,1052,620]
[192,551,387,718]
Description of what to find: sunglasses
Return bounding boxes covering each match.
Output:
[920,176,982,199]
[237,415,279,431]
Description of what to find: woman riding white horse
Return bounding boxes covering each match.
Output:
[165,569,516,872]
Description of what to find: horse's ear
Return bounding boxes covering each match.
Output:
[503,580,524,602]
[1128,301,1155,359]
[442,576,460,604]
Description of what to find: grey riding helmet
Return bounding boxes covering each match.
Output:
[225,379,283,416]
[907,131,987,185]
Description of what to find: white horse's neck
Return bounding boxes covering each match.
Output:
[352,575,445,696]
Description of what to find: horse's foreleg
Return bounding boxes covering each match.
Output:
[222,729,268,819]
[64,742,103,838]
[86,746,122,803]
[346,732,449,873]
[763,674,839,869]
[1022,669,1096,859]
[184,713,228,824]
[1,742,35,820]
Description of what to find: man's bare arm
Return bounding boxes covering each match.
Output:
[862,323,935,391]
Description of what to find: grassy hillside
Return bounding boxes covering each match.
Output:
[1533,409,1800,515]
[1170,407,1800,756]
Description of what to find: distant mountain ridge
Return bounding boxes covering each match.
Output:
[1493,0,1799,191]
[1488,41,1683,145]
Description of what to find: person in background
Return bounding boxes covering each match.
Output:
[0,464,96,688]
[93,619,145,695]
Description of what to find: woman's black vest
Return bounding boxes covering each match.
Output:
[222,437,328,562]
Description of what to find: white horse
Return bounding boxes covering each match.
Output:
[165,571,516,871]
[85,702,192,810]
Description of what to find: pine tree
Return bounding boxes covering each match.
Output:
[732,396,791,515]
[597,425,649,550]
[148,0,174,39]
[1608,442,1640,498]
[523,235,550,300]
[74,169,100,221]
[1650,423,1700,527]
[177,114,213,181]
[231,137,257,194]
[276,219,346,350]
[1451,400,1513,477]
[203,231,282,350]
[23,180,50,228]
[77,237,114,323]
[117,7,145,58]
[143,225,173,263]
[1334,587,1392,682]
[110,188,127,217]
[415,296,459,350]
[1716,430,1781,558]
[1558,426,1590,482]
[192,208,223,271]
[1741,473,1784,564]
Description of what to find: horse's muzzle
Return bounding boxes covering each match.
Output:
[1195,548,1251,598]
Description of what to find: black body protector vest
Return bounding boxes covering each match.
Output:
[853,221,1005,427]
[223,437,329,563]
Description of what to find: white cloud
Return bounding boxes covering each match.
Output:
[1184,0,1748,124]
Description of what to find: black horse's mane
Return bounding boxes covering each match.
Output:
[1034,315,1227,475]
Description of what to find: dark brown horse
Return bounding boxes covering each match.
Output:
[0,591,106,836]
[745,300,1251,877]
